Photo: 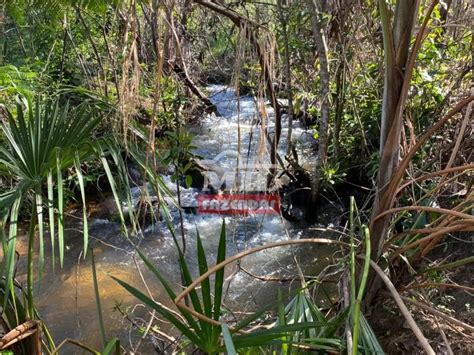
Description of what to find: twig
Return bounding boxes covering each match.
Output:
[51,338,99,354]
[402,282,474,293]
[358,256,435,354]
[175,238,349,328]
[393,292,474,334]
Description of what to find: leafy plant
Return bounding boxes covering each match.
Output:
[320,162,346,189]
[113,220,229,353]
[275,288,345,353]
[162,129,198,188]
[0,95,102,315]
[0,94,141,327]
[348,197,384,354]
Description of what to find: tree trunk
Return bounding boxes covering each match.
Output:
[333,58,345,159]
[0,3,5,66]
[370,0,419,264]
[277,0,296,156]
[172,63,218,113]
[365,0,420,307]
[76,7,108,96]
[332,2,351,160]
[307,0,330,203]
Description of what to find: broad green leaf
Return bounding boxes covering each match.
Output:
[213,220,226,322]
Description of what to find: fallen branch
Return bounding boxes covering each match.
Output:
[172,63,218,113]
[52,338,100,354]
[373,206,474,223]
[0,320,40,350]
[390,222,474,261]
[397,164,474,194]
[401,282,474,293]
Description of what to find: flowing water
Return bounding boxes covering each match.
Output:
[14,86,344,353]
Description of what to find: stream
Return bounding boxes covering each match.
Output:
[15,86,344,353]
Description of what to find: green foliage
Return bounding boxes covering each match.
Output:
[0,96,95,321]
[162,129,198,188]
[320,162,346,189]
[0,94,137,324]
[275,288,345,352]
[114,218,385,353]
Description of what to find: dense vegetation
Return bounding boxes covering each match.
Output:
[0,0,472,353]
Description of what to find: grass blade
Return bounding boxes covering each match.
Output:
[167,220,205,318]
[352,226,371,355]
[99,147,127,237]
[3,196,22,313]
[221,323,237,354]
[213,220,226,322]
[35,193,44,285]
[134,248,200,332]
[111,275,203,347]
[91,249,107,347]
[422,256,474,274]
[278,290,289,353]
[196,229,212,318]
[101,338,120,355]
[75,152,89,257]
[359,314,384,354]
[26,202,37,318]
[47,170,55,270]
[231,322,329,349]
[56,148,64,267]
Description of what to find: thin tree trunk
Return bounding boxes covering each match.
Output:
[76,7,108,96]
[58,15,68,83]
[14,24,27,57]
[333,54,346,159]
[370,0,419,264]
[101,23,120,103]
[333,2,350,159]
[307,0,330,203]
[0,2,5,65]
[277,0,295,156]
[365,0,423,308]
[172,63,217,113]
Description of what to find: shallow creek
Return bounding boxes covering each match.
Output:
[15,86,343,352]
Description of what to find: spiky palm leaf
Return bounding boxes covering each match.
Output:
[0,95,99,317]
